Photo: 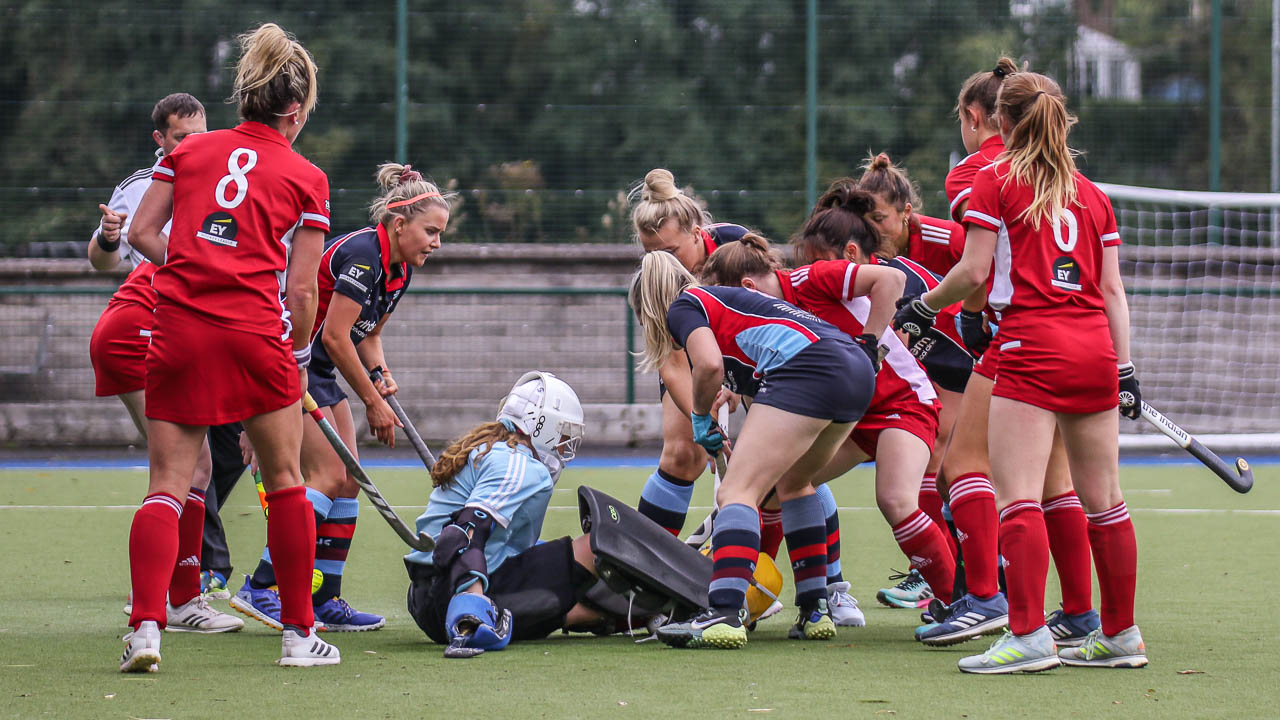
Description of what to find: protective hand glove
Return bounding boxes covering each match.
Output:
[956,309,992,357]
[853,333,884,373]
[690,412,725,455]
[1118,362,1141,420]
[893,295,939,339]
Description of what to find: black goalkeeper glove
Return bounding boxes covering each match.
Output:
[1118,362,1141,420]
[956,309,992,358]
[853,333,884,373]
[892,294,939,340]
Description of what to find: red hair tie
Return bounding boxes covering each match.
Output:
[399,164,423,184]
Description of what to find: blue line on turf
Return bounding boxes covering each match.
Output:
[0,455,1276,470]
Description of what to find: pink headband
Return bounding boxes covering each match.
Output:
[387,191,441,209]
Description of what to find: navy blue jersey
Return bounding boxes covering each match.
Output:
[700,222,751,255]
[666,285,850,396]
[883,256,974,391]
[310,224,411,379]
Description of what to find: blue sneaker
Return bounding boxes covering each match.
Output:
[1045,607,1100,648]
[229,576,284,631]
[916,592,1009,646]
[313,597,386,632]
[201,570,231,600]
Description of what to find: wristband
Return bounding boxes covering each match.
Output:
[293,346,312,369]
[95,231,121,253]
[1117,361,1135,377]
[916,295,941,317]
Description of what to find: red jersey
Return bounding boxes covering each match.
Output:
[151,121,330,340]
[905,214,966,277]
[945,135,1005,223]
[110,262,159,311]
[963,162,1121,318]
[779,261,937,411]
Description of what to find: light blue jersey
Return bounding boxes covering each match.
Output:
[404,442,553,574]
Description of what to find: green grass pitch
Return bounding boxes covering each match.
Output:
[1,462,1277,719]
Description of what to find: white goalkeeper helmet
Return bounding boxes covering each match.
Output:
[496,372,585,477]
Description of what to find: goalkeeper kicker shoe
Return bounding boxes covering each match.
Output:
[1045,607,1101,648]
[788,599,837,640]
[916,592,1008,646]
[958,626,1061,674]
[313,597,386,632]
[1058,626,1148,668]
[120,620,162,673]
[827,582,866,627]
[166,595,244,633]
[656,607,748,649]
[876,568,933,609]
[279,628,341,667]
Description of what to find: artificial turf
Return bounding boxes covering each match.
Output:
[0,462,1276,719]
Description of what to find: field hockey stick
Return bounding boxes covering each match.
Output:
[1139,401,1254,494]
[302,392,436,550]
[684,406,730,548]
[369,368,437,468]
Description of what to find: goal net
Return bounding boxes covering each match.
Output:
[1099,182,1280,450]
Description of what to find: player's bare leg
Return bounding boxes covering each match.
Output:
[245,401,340,665]
[1041,425,1099,645]
[1054,409,1145,667]
[637,391,710,536]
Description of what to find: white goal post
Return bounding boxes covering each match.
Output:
[1097,182,1280,453]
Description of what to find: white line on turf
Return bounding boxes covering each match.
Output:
[0,505,1277,516]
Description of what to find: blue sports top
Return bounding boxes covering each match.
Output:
[665,285,848,396]
[404,442,553,574]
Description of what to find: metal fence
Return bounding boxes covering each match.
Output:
[4,1,1268,257]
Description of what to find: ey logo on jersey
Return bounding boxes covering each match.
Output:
[1050,256,1082,291]
[197,212,238,247]
[339,264,372,293]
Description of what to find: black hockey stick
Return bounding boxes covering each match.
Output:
[303,392,436,550]
[1140,401,1254,494]
[369,368,437,468]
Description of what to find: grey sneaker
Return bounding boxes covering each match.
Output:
[957,626,1061,674]
[1058,625,1148,668]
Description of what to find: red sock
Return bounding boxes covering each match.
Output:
[759,507,784,559]
[949,473,999,598]
[1087,502,1138,636]
[168,488,206,607]
[1043,491,1093,615]
[999,500,1050,636]
[892,509,956,605]
[128,492,183,629]
[918,475,958,560]
[266,486,317,630]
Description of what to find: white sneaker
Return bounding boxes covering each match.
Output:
[958,626,1061,674]
[120,620,162,673]
[1058,625,1148,668]
[757,600,785,622]
[166,596,245,634]
[279,628,341,667]
[828,581,866,627]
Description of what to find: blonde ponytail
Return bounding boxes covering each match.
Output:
[628,251,698,373]
[997,72,1079,229]
[232,23,318,124]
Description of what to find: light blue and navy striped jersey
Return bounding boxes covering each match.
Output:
[404,441,553,574]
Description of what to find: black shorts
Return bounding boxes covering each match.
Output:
[755,338,875,424]
[306,367,348,409]
[405,536,595,645]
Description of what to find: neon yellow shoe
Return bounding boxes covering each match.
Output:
[788,599,837,640]
[656,607,748,650]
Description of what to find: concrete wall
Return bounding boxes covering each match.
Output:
[0,246,669,447]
